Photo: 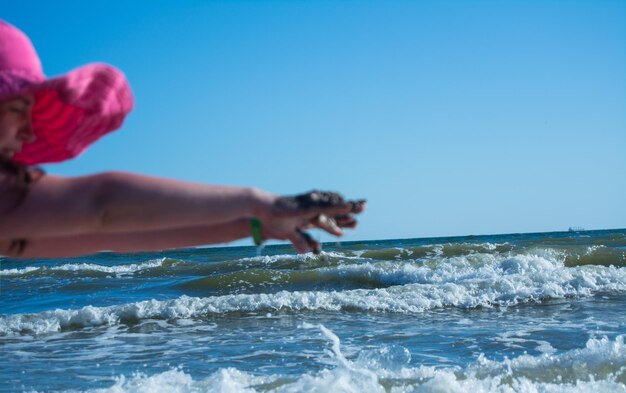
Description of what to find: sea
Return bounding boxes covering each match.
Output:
[1,229,625,392]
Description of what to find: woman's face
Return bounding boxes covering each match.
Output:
[0,94,35,160]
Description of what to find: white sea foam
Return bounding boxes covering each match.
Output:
[88,329,626,393]
[0,266,39,276]
[323,253,626,293]
[0,258,167,277]
[2,254,625,335]
[238,251,362,265]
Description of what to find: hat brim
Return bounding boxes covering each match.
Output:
[12,63,134,165]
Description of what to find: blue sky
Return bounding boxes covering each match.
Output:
[5,1,625,243]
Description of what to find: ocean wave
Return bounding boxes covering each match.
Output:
[88,328,626,393]
[181,252,626,293]
[0,266,40,276]
[563,245,626,267]
[353,242,513,261]
[2,241,623,283]
[0,258,171,277]
[2,254,625,335]
[0,252,353,279]
[347,241,625,267]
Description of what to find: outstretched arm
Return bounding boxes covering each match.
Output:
[0,219,252,259]
[2,212,363,259]
[0,171,365,255]
[0,171,273,239]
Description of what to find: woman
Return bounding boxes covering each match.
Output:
[0,20,364,259]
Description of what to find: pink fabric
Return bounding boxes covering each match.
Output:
[0,20,134,165]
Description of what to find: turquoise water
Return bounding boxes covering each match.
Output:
[1,229,625,392]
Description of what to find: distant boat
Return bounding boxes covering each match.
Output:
[568,226,585,232]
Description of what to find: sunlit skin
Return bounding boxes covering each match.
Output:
[0,96,365,258]
[0,94,35,160]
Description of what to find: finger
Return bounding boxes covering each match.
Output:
[274,204,352,219]
[273,191,366,219]
[297,228,321,254]
[273,191,351,218]
[335,214,357,228]
[301,200,366,219]
[308,199,366,217]
[287,231,311,254]
[348,200,367,213]
[338,220,357,229]
[301,219,355,230]
[300,199,366,216]
[311,214,343,236]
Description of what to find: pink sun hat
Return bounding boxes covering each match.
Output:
[0,20,134,165]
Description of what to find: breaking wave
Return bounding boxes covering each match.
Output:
[0,258,172,277]
[89,326,626,393]
[2,253,625,335]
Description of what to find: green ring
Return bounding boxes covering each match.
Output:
[250,218,264,246]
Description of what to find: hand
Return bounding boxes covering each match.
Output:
[254,190,366,254]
